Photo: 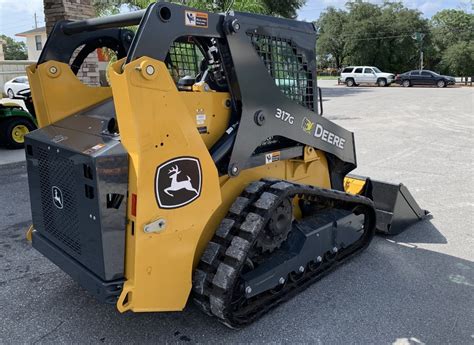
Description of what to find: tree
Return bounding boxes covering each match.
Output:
[431,9,474,51]
[430,9,474,75]
[94,0,305,18]
[316,1,434,73]
[0,35,27,60]
[315,7,348,69]
[343,1,429,72]
[379,2,431,72]
[439,41,474,76]
[261,0,306,18]
[184,0,266,13]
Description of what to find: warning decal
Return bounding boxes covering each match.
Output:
[185,10,208,28]
[265,151,281,164]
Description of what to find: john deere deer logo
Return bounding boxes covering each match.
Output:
[155,157,202,209]
[301,117,315,134]
[164,165,198,197]
[52,186,64,209]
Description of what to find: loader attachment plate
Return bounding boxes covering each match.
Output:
[344,176,430,235]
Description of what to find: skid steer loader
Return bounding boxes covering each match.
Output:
[24,2,429,328]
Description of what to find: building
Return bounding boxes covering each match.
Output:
[15,27,47,61]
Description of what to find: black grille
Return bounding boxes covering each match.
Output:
[37,147,81,255]
[167,40,203,82]
[248,33,314,111]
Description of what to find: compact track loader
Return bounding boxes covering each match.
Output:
[24,2,429,328]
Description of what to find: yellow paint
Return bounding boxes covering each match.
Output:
[180,92,231,149]
[26,61,111,128]
[26,225,34,242]
[344,176,367,195]
[109,56,332,312]
[110,57,224,312]
[28,56,333,313]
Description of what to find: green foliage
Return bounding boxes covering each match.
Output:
[0,35,28,60]
[91,0,473,76]
[93,0,304,17]
[315,8,348,69]
[439,41,474,76]
[316,2,473,76]
[317,2,429,72]
[430,9,474,76]
[431,9,474,51]
[184,0,266,13]
[261,0,306,18]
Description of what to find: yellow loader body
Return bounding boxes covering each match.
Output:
[24,2,427,327]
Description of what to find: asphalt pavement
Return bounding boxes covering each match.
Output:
[0,82,473,344]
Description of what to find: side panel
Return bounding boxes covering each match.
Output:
[109,57,223,312]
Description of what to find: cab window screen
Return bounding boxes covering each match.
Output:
[354,68,363,73]
[248,33,314,111]
[166,40,204,83]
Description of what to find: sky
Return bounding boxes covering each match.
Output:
[0,0,472,42]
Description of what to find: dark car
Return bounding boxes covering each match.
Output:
[395,70,456,88]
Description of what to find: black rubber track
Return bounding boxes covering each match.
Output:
[192,179,376,328]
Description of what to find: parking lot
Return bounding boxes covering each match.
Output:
[0,82,473,344]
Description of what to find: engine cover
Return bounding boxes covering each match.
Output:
[25,100,128,282]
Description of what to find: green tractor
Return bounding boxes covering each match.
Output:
[0,89,37,149]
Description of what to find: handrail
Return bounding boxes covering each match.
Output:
[62,10,146,35]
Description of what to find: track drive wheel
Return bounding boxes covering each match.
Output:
[193,179,376,328]
[255,197,292,253]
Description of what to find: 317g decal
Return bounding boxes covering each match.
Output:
[275,108,294,125]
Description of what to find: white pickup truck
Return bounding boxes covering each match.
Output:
[340,66,395,87]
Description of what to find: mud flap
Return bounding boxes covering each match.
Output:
[344,175,430,235]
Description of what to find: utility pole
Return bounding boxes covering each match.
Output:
[412,32,425,70]
[34,12,38,28]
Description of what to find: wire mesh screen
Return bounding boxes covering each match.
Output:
[167,41,204,82]
[248,33,314,111]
